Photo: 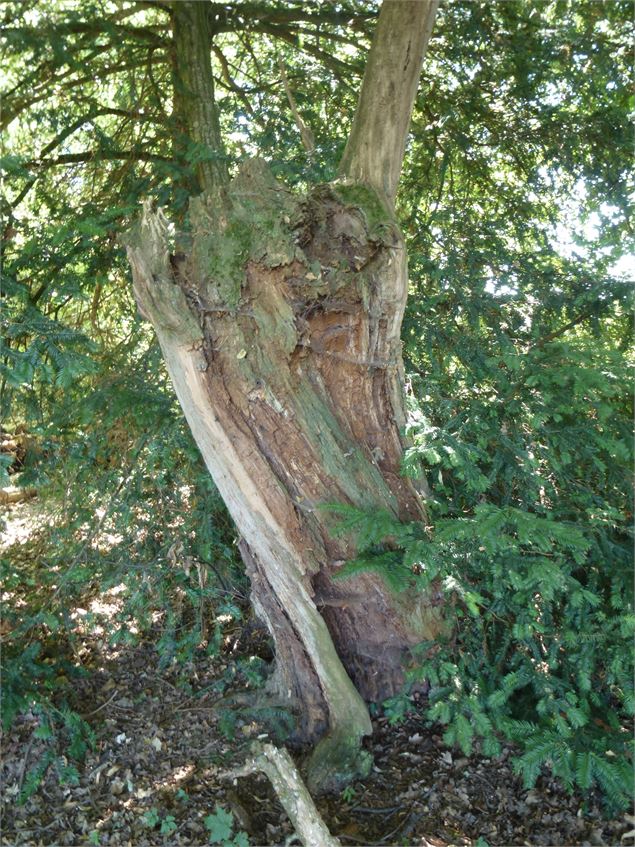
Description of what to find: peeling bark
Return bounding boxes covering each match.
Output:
[125,163,446,790]
[127,0,442,793]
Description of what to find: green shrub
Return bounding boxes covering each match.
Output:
[331,334,633,813]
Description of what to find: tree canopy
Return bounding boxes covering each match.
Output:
[1,0,633,819]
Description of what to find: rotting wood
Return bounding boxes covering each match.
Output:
[0,486,37,505]
[127,0,442,792]
[125,167,448,791]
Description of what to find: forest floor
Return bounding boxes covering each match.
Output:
[1,502,633,847]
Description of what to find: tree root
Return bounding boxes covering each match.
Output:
[306,729,372,795]
[224,742,341,847]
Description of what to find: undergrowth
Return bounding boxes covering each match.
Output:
[329,335,634,814]
[0,354,247,799]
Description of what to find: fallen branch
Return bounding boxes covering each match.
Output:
[0,486,37,505]
[224,742,340,847]
[79,689,119,719]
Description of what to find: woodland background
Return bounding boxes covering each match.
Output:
[0,0,633,844]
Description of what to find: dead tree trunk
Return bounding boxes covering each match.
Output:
[126,0,440,792]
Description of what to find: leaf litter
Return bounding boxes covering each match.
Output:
[1,631,632,847]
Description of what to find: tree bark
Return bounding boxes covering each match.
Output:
[225,742,341,847]
[126,0,441,792]
[172,1,228,199]
[339,0,439,207]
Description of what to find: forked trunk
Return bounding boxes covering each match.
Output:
[127,0,440,792]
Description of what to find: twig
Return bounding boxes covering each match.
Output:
[172,695,225,713]
[79,689,118,718]
[349,804,402,815]
[30,819,67,834]
[277,59,315,155]
[377,805,417,845]
[16,738,34,795]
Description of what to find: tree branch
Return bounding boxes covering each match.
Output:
[208,2,376,36]
[532,307,601,348]
[8,108,165,210]
[22,150,171,169]
[172,1,229,198]
[224,743,341,847]
[2,22,167,46]
[277,60,315,154]
[2,55,164,130]
[211,45,259,120]
[259,23,360,81]
[339,0,439,207]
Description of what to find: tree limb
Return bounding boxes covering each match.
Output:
[211,45,260,120]
[22,150,171,169]
[339,0,439,207]
[259,23,360,81]
[224,743,341,847]
[207,2,376,36]
[277,60,315,154]
[8,108,165,210]
[531,307,601,348]
[2,55,164,130]
[2,22,167,46]
[172,1,229,198]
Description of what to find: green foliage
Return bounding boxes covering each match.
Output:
[336,309,633,810]
[382,692,416,725]
[330,191,634,810]
[333,461,633,811]
[384,2,632,810]
[141,808,160,829]
[1,0,632,820]
[217,701,294,745]
[14,704,94,803]
[204,806,249,847]
[160,814,177,836]
[341,783,357,803]
[175,788,189,804]
[19,749,55,804]
[0,346,246,789]
[324,504,415,593]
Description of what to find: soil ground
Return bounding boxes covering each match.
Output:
[1,502,633,847]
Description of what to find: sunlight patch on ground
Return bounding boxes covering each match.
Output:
[0,500,49,548]
[68,584,128,637]
[149,763,196,794]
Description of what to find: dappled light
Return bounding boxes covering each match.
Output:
[1,0,632,844]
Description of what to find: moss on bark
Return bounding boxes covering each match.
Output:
[128,160,441,795]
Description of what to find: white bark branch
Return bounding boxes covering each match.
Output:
[225,743,341,847]
[339,0,439,207]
